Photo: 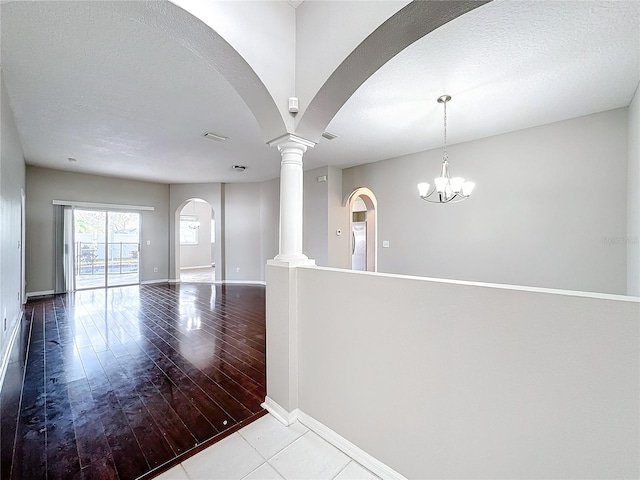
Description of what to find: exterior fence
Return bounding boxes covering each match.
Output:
[75,242,140,276]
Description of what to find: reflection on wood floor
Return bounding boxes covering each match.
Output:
[180,267,215,284]
[75,272,140,289]
[0,283,266,480]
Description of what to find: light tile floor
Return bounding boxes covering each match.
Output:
[154,414,380,480]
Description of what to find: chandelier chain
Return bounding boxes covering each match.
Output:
[443,98,448,161]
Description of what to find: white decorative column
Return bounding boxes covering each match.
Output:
[268,134,316,265]
[263,134,315,424]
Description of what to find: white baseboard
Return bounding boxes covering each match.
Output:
[26,290,54,299]
[180,265,213,271]
[261,396,298,426]
[140,279,169,285]
[0,311,23,392]
[170,279,266,286]
[261,397,405,480]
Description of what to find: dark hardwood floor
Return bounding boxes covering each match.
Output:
[0,283,267,480]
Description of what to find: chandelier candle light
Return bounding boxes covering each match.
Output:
[418,95,475,203]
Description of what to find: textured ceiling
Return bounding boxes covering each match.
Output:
[1,0,639,183]
[0,0,280,183]
[305,0,640,169]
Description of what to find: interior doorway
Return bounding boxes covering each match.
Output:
[74,209,140,289]
[346,188,378,272]
[178,199,215,283]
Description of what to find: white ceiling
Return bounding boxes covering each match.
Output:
[0,0,280,183]
[1,0,639,183]
[305,0,640,169]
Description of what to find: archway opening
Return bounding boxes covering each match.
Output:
[346,188,378,272]
[176,198,216,283]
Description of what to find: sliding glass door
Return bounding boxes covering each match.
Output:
[74,209,140,290]
[74,210,106,289]
[106,211,140,287]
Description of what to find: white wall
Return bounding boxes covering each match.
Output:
[224,182,263,282]
[0,69,26,371]
[25,166,170,293]
[179,200,213,268]
[327,166,350,268]
[304,166,329,266]
[303,165,350,268]
[293,266,639,479]
[628,85,640,296]
[260,177,279,280]
[343,108,629,295]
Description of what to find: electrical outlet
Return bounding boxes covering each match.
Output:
[154,267,158,273]
[236,267,240,272]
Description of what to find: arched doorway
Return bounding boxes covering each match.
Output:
[176,198,216,283]
[345,188,378,272]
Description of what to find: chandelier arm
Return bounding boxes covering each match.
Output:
[445,195,469,204]
[420,187,469,204]
[421,195,469,204]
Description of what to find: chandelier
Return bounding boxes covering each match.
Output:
[418,95,475,203]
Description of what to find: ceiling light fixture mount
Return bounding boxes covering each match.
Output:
[232,165,246,172]
[418,95,475,204]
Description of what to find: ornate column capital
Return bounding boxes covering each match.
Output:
[267,134,316,153]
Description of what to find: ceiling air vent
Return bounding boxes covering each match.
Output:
[202,132,229,142]
[321,131,338,140]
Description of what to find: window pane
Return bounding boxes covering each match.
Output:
[180,215,199,245]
